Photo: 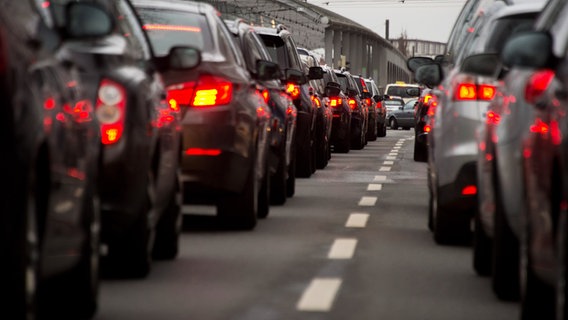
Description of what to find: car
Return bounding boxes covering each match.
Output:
[51,0,202,278]
[409,0,545,251]
[0,2,113,318]
[334,69,367,150]
[413,88,436,162]
[134,0,273,230]
[297,48,332,169]
[226,18,298,206]
[383,97,405,128]
[353,75,377,141]
[365,78,387,138]
[254,24,320,178]
[388,99,417,130]
[326,69,352,153]
[500,0,568,317]
[384,81,421,103]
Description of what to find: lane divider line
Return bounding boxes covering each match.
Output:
[379,166,391,172]
[383,161,394,165]
[346,213,369,228]
[388,153,398,157]
[373,175,386,182]
[367,183,382,191]
[328,238,358,259]
[358,196,377,206]
[297,278,342,312]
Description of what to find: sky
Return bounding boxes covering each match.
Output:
[308,0,467,43]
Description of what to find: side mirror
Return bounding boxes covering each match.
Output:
[460,53,501,77]
[167,47,201,70]
[502,31,553,69]
[373,95,383,103]
[325,84,340,97]
[347,88,358,97]
[414,64,443,88]
[65,2,114,38]
[406,87,420,97]
[285,69,307,85]
[256,59,282,81]
[407,56,435,73]
[308,66,324,80]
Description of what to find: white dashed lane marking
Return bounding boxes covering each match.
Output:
[386,156,396,160]
[373,175,386,182]
[388,153,398,157]
[367,183,382,191]
[383,161,394,165]
[358,196,377,206]
[346,213,369,228]
[297,278,342,312]
[328,238,358,259]
[379,166,391,172]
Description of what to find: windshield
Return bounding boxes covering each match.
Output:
[386,86,419,98]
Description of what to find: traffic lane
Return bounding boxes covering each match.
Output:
[95,131,517,320]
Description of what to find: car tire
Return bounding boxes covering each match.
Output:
[286,139,296,198]
[390,118,398,130]
[433,186,470,245]
[8,169,40,320]
[44,184,100,319]
[257,163,270,219]
[295,136,312,178]
[270,141,288,205]
[316,126,328,169]
[473,212,492,276]
[377,122,387,138]
[492,185,520,301]
[351,124,365,150]
[413,139,428,162]
[366,118,377,141]
[152,178,182,260]
[556,212,568,320]
[218,163,258,230]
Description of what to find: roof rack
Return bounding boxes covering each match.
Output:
[276,24,288,32]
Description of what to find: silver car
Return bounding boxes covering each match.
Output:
[387,99,417,130]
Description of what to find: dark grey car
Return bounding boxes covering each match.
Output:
[388,99,417,130]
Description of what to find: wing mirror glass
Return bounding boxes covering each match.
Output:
[461,53,502,77]
[308,66,324,80]
[65,2,114,38]
[285,68,307,85]
[256,59,282,81]
[168,46,201,70]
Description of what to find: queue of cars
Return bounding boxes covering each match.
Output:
[409,0,568,318]
[1,0,392,318]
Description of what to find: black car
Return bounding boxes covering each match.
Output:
[134,0,273,229]
[335,70,367,150]
[413,89,435,162]
[353,75,377,142]
[0,2,113,318]
[365,78,387,138]
[327,69,352,153]
[254,25,320,178]
[51,0,201,278]
[225,19,298,205]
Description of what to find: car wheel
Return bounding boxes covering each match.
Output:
[390,118,398,130]
[473,211,492,276]
[218,163,258,230]
[152,176,182,260]
[270,141,288,205]
[366,119,377,141]
[44,184,100,319]
[286,139,296,198]
[8,170,40,319]
[413,139,428,162]
[377,122,386,138]
[433,185,471,245]
[316,129,328,169]
[492,184,520,301]
[295,135,312,178]
[257,163,270,219]
[557,211,568,320]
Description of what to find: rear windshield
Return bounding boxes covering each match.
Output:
[386,86,418,98]
[383,100,404,106]
[259,35,289,68]
[136,8,213,56]
[335,74,349,92]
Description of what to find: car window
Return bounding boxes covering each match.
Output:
[116,0,152,60]
[386,85,418,98]
[214,15,241,66]
[335,73,349,92]
[243,31,266,73]
[404,100,417,110]
[136,8,213,57]
[259,34,289,68]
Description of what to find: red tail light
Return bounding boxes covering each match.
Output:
[167,81,196,107]
[330,97,342,107]
[486,110,500,125]
[461,185,477,196]
[96,79,126,145]
[365,98,371,106]
[311,96,322,108]
[423,94,433,106]
[454,83,497,101]
[525,70,555,104]
[424,124,431,133]
[185,148,221,156]
[193,75,232,107]
[348,98,356,110]
[262,89,270,103]
[286,83,300,99]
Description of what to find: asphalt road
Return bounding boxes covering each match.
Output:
[95,130,518,320]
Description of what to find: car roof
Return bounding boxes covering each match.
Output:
[132,0,208,14]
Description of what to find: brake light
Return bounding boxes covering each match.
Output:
[365,98,371,106]
[348,98,356,110]
[330,97,342,107]
[143,24,201,33]
[262,89,270,103]
[423,94,433,105]
[96,79,126,145]
[185,148,221,156]
[311,96,321,108]
[286,83,300,99]
[525,70,555,104]
[167,81,196,107]
[192,75,232,107]
[461,185,477,196]
[454,83,496,101]
[44,97,56,110]
[424,124,431,133]
[486,110,500,125]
